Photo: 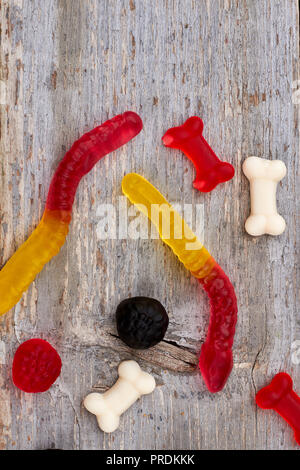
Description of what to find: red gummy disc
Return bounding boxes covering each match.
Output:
[12,339,62,393]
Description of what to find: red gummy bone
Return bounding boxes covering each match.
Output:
[162,117,235,192]
[12,339,62,393]
[256,373,300,446]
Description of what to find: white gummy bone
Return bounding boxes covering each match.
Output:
[243,156,286,236]
[83,360,156,433]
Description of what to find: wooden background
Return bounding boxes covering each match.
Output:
[0,0,299,450]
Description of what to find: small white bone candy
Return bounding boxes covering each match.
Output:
[243,156,286,236]
[83,360,156,433]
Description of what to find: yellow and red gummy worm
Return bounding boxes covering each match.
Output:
[122,173,238,393]
[0,112,143,316]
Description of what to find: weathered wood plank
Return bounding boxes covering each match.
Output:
[0,0,299,450]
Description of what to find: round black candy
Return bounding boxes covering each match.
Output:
[116,297,169,349]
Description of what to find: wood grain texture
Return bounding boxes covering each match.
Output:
[0,0,299,450]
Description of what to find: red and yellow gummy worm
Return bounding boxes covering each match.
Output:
[122,173,238,393]
[0,112,143,316]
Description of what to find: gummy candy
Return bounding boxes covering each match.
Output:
[162,117,235,192]
[12,338,62,393]
[256,373,300,446]
[0,112,143,316]
[122,173,238,393]
[84,360,156,433]
[243,156,286,236]
[116,297,169,349]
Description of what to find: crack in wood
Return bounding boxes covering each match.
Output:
[105,332,198,373]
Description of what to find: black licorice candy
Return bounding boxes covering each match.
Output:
[116,297,169,349]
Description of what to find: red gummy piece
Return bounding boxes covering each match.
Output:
[256,373,300,446]
[12,339,62,393]
[198,264,238,393]
[46,111,143,211]
[162,117,235,192]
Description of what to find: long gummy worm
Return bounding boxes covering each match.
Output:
[122,173,238,393]
[0,112,143,316]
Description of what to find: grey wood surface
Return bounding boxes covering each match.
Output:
[0,0,299,450]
